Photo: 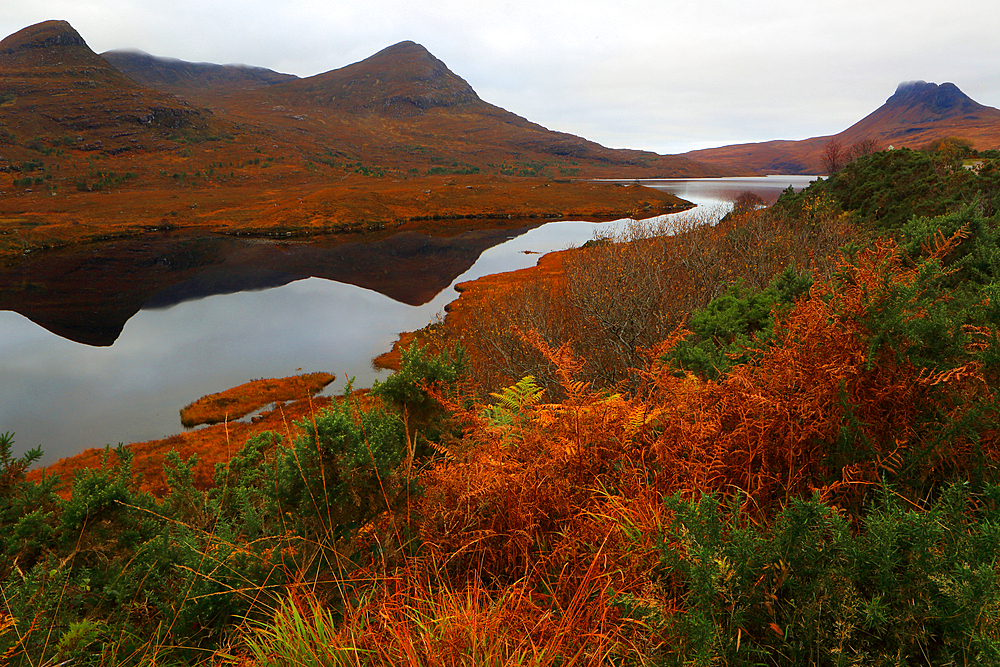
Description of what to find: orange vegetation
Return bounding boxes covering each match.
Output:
[381,200,857,393]
[0,173,691,266]
[372,247,571,371]
[179,372,335,427]
[410,236,997,587]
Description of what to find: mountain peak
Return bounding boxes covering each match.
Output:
[0,20,224,154]
[0,19,114,72]
[352,40,481,108]
[893,80,931,94]
[278,39,480,114]
[884,80,986,117]
[0,20,85,53]
[683,80,1000,174]
[375,40,426,55]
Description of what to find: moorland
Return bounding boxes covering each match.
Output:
[0,20,707,266]
[4,16,1000,667]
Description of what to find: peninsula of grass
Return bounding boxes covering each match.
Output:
[179,371,335,427]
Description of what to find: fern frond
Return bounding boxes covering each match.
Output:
[429,439,455,461]
[482,375,545,428]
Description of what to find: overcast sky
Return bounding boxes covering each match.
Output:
[3,1,999,154]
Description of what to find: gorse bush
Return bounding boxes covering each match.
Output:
[669,266,814,379]
[658,483,1000,666]
[274,389,407,547]
[371,342,469,448]
[0,386,414,665]
[777,147,1000,231]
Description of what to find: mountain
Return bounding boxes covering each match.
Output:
[251,39,715,174]
[843,81,1000,146]
[0,20,724,177]
[265,41,479,114]
[0,19,720,270]
[0,20,224,154]
[683,81,1000,174]
[100,49,297,103]
[93,36,723,177]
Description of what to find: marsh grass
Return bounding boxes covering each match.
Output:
[442,202,858,396]
[241,562,625,667]
[180,373,336,428]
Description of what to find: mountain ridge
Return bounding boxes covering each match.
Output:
[100,48,298,102]
[0,20,722,177]
[0,20,224,154]
[273,40,483,114]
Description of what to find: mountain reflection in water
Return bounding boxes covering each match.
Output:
[0,176,819,462]
[0,219,617,462]
[1,224,542,347]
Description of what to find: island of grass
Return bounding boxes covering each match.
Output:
[179,372,336,427]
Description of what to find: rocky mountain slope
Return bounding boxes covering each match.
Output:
[1,20,722,177]
[0,20,705,266]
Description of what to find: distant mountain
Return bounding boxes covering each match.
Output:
[845,81,1000,145]
[101,49,297,103]
[0,21,224,154]
[684,81,1000,174]
[0,19,725,177]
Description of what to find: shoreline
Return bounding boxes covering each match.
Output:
[0,175,691,266]
[20,221,620,493]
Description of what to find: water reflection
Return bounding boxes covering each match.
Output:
[627,174,819,208]
[1,175,819,462]
[0,224,544,346]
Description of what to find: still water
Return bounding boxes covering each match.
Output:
[0,176,817,462]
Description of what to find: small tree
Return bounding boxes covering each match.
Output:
[731,191,766,215]
[820,139,845,174]
[847,137,880,162]
[925,136,975,168]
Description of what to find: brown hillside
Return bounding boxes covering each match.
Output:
[684,81,1000,174]
[266,40,480,114]
[106,37,727,178]
[0,20,723,267]
[0,21,225,156]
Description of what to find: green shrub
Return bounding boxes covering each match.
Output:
[900,204,1000,288]
[775,148,1000,231]
[274,388,407,548]
[670,266,812,379]
[371,343,468,426]
[658,484,1000,666]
